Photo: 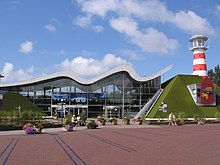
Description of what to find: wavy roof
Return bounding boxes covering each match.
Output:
[0,64,172,87]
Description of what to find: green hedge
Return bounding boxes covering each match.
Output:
[0,92,46,117]
[148,75,220,118]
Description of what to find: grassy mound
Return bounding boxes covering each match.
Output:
[147,75,220,118]
[1,92,45,116]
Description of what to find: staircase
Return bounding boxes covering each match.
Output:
[133,89,163,120]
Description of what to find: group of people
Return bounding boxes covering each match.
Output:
[168,112,177,126]
[71,114,81,127]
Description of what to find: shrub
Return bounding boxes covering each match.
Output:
[21,111,31,120]
[122,116,130,125]
[86,120,98,129]
[63,114,72,125]
[193,113,204,121]
[138,114,147,125]
[177,111,187,125]
[97,115,106,125]
[80,112,87,126]
[23,122,43,134]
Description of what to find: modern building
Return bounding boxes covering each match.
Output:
[0,65,171,118]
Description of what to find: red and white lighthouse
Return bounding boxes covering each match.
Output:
[189,34,208,77]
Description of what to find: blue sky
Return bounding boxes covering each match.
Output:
[0,0,220,83]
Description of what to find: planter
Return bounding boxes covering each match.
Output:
[86,120,98,129]
[123,116,130,125]
[139,120,143,125]
[113,120,117,125]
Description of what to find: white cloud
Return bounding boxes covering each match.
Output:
[19,41,33,54]
[93,25,104,32]
[44,24,56,32]
[1,63,34,82]
[119,49,140,60]
[75,0,216,40]
[57,54,131,76]
[216,5,220,13]
[215,5,220,17]
[110,18,179,54]
[74,15,104,32]
[76,0,117,18]
[26,65,34,73]
[172,11,215,35]
[74,15,92,28]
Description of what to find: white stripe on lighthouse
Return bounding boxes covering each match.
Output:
[193,70,207,76]
[193,59,206,65]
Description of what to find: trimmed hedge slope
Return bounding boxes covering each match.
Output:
[1,92,43,113]
[147,75,220,118]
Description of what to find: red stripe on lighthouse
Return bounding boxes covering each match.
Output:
[193,64,207,71]
[193,53,206,59]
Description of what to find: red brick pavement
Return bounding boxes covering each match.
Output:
[1,124,220,165]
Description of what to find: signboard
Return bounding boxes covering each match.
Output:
[52,92,106,103]
[200,77,215,105]
[159,104,167,112]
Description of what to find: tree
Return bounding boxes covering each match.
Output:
[208,65,220,86]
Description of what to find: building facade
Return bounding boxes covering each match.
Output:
[0,65,171,118]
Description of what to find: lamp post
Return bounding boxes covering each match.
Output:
[61,99,66,119]
[114,108,117,118]
[16,106,21,125]
[60,99,65,123]
[0,74,4,111]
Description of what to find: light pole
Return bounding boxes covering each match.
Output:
[61,99,66,118]
[16,106,21,125]
[60,99,66,124]
[114,108,117,118]
[0,74,4,112]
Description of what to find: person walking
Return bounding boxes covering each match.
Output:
[71,115,77,127]
[168,112,173,125]
[172,113,177,126]
[77,115,81,126]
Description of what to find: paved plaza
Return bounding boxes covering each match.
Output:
[1,123,220,165]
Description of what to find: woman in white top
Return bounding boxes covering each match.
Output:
[168,113,173,125]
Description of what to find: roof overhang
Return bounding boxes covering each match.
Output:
[0,64,172,87]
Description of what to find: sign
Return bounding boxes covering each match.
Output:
[159,104,167,112]
[200,77,215,105]
[52,92,107,103]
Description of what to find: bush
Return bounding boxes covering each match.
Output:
[97,115,106,125]
[122,116,130,125]
[178,111,187,119]
[63,114,72,125]
[23,122,43,134]
[193,113,204,121]
[177,112,187,125]
[80,112,87,126]
[86,120,98,129]
[20,110,44,120]
[21,111,31,120]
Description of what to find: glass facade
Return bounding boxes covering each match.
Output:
[1,72,161,118]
